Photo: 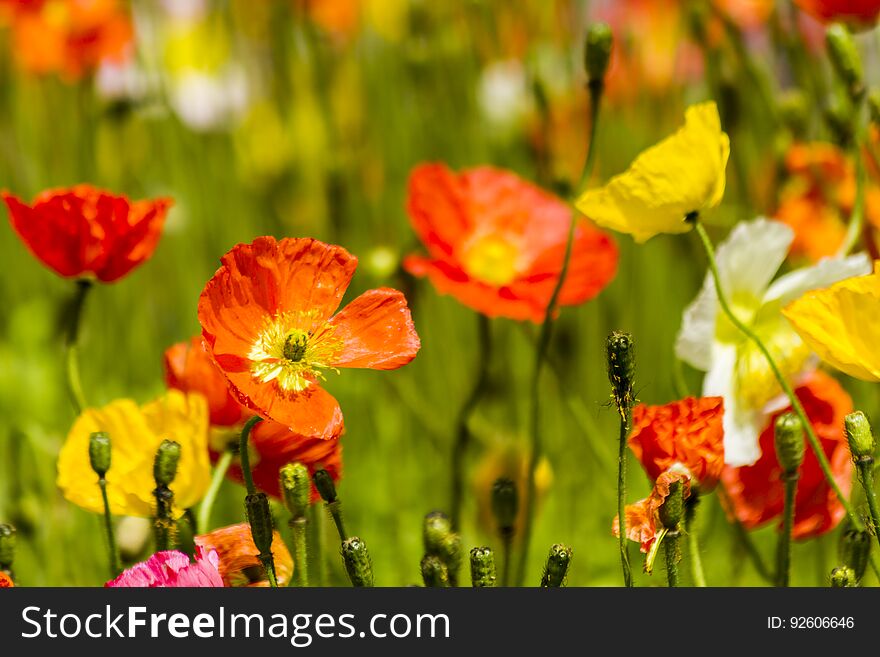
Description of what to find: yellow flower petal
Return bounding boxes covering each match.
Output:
[782,267,880,382]
[575,101,730,243]
[57,390,211,518]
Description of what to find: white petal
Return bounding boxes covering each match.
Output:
[714,218,793,302]
[763,252,871,306]
[675,277,716,371]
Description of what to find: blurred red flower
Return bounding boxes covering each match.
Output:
[199,237,420,437]
[629,396,725,491]
[613,470,692,553]
[2,185,171,282]
[195,523,293,587]
[795,0,880,26]
[164,337,247,428]
[404,164,618,322]
[0,572,13,587]
[721,371,853,539]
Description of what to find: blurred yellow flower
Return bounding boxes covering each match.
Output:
[783,264,880,382]
[58,390,211,518]
[576,101,730,243]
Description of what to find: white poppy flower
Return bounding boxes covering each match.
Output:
[675,218,870,467]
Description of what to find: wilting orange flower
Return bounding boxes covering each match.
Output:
[3,185,171,283]
[164,337,247,428]
[629,397,725,491]
[0,0,133,80]
[794,0,880,26]
[0,572,12,587]
[404,164,618,322]
[195,523,293,587]
[613,470,691,553]
[722,371,853,539]
[199,237,420,437]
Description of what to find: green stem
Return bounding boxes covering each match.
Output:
[197,449,234,532]
[617,407,634,587]
[720,487,774,584]
[238,416,263,495]
[327,501,347,542]
[450,314,492,529]
[685,497,706,587]
[516,78,604,587]
[98,477,120,576]
[776,472,798,587]
[501,529,513,587]
[837,134,866,257]
[856,459,880,550]
[290,518,309,587]
[65,279,92,414]
[664,531,682,587]
[692,220,864,532]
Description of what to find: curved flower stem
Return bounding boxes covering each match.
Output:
[776,472,798,587]
[855,459,880,550]
[450,313,492,529]
[664,530,682,587]
[238,416,263,495]
[290,516,309,587]
[617,407,633,587]
[837,135,866,257]
[692,220,864,532]
[98,476,121,577]
[718,487,774,584]
[516,77,605,587]
[197,449,234,532]
[685,497,706,587]
[65,279,92,414]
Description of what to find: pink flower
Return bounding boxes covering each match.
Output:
[105,547,224,587]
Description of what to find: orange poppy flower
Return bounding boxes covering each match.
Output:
[0,572,12,587]
[3,185,171,282]
[794,0,880,26]
[0,0,133,80]
[404,164,618,322]
[613,470,691,553]
[195,523,293,587]
[629,396,725,492]
[721,371,853,539]
[164,337,248,428]
[198,237,420,437]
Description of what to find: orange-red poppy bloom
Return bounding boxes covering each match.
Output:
[198,237,420,437]
[194,523,293,587]
[404,164,618,322]
[721,371,853,539]
[613,470,691,553]
[629,396,725,492]
[3,185,171,282]
[0,572,12,587]
[164,337,248,428]
[794,0,880,26]
[0,0,133,80]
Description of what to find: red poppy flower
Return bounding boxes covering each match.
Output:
[195,523,294,587]
[795,0,880,26]
[721,371,853,539]
[0,572,13,587]
[404,164,618,322]
[629,396,725,492]
[164,337,248,428]
[3,185,171,282]
[198,236,420,437]
[613,470,691,553]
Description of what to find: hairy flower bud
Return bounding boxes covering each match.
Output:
[774,412,805,475]
[313,468,337,504]
[88,431,111,478]
[838,525,870,582]
[420,555,450,588]
[491,478,518,533]
[153,439,181,487]
[540,544,572,587]
[423,511,453,555]
[341,537,374,587]
[280,463,311,520]
[245,492,275,557]
[658,478,685,530]
[845,411,875,460]
[606,331,635,418]
[830,565,858,588]
[469,547,496,587]
[584,22,613,84]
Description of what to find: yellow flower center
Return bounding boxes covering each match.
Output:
[247,314,340,393]
[461,234,520,287]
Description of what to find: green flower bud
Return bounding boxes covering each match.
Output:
[88,431,111,477]
[778,89,809,138]
[423,511,452,555]
[826,23,864,99]
[153,439,181,487]
[830,565,858,588]
[280,463,311,520]
[491,478,518,533]
[584,22,613,84]
[244,492,275,557]
[838,525,870,581]
[469,547,496,587]
[658,479,685,530]
[540,544,572,587]
[420,555,450,588]
[0,524,15,570]
[341,537,374,587]
[439,533,462,580]
[313,468,337,504]
[845,411,875,460]
[606,331,635,418]
[774,412,805,475]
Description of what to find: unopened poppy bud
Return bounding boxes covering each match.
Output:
[584,22,613,85]
[245,492,275,556]
[469,547,496,587]
[491,478,518,533]
[826,23,864,99]
[153,439,181,487]
[774,412,805,475]
[0,524,15,570]
[830,565,858,587]
[88,431,111,477]
[280,463,310,520]
[423,511,452,555]
[845,411,875,460]
[341,537,374,587]
[313,468,337,504]
[421,555,450,588]
[658,479,685,530]
[838,526,870,581]
[606,331,635,417]
[540,544,572,587]
[439,533,463,581]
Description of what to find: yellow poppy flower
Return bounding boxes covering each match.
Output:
[576,101,730,243]
[782,265,880,382]
[57,390,211,518]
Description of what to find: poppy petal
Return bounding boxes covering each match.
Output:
[407,163,472,260]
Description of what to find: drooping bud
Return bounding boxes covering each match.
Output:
[845,411,875,460]
[420,555,450,588]
[491,478,518,533]
[606,331,635,418]
[153,439,181,487]
[838,525,871,581]
[244,492,275,557]
[826,23,864,99]
[341,537,374,587]
[830,565,858,588]
[313,468,338,504]
[774,412,805,475]
[584,22,613,85]
[423,511,453,555]
[540,544,572,587]
[658,479,685,530]
[280,463,311,520]
[469,547,496,587]
[0,524,15,570]
[88,431,111,477]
